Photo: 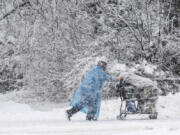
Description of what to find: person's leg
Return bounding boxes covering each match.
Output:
[67,107,81,117]
[66,103,84,120]
[66,97,89,121]
[86,99,97,121]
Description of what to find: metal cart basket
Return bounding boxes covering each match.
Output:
[116,78,158,120]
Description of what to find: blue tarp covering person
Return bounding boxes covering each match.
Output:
[66,59,112,121]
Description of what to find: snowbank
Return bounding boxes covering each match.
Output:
[0,94,180,135]
[0,96,66,121]
[0,93,180,121]
[157,93,180,119]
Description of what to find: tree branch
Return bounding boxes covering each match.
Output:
[0,1,31,21]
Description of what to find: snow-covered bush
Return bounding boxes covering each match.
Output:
[0,41,23,93]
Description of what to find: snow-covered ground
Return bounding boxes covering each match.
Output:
[0,93,180,135]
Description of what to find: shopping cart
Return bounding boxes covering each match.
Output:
[116,79,158,120]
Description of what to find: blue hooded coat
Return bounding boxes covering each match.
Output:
[70,66,112,119]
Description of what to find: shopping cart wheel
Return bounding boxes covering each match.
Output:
[117,114,126,120]
[149,112,158,119]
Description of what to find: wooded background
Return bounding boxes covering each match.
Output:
[0,0,179,103]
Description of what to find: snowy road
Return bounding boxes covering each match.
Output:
[0,93,180,135]
[0,119,180,135]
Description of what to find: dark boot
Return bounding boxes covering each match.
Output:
[66,107,81,121]
[86,115,97,121]
[86,115,92,121]
[66,110,72,121]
